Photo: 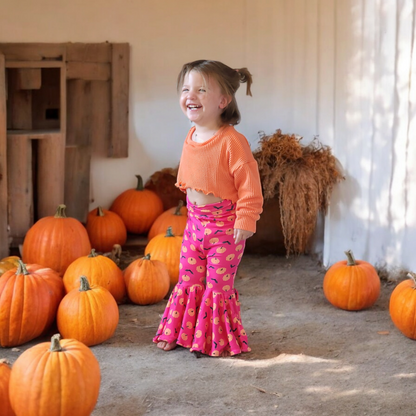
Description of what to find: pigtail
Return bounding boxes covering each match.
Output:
[235,68,253,97]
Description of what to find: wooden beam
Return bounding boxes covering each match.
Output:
[0,43,65,62]
[17,68,41,90]
[6,61,63,69]
[66,62,111,81]
[37,132,66,218]
[0,54,8,257]
[66,43,112,63]
[7,136,33,245]
[7,69,32,130]
[109,43,129,158]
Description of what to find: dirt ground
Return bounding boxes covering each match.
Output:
[2,252,415,416]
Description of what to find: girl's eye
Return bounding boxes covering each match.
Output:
[199,89,206,93]
[182,88,189,93]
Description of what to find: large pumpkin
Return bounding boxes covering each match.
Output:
[22,204,91,275]
[63,249,126,304]
[148,200,188,240]
[124,254,169,305]
[145,226,182,287]
[86,206,127,253]
[0,261,64,347]
[389,272,416,339]
[9,334,100,416]
[0,359,14,416]
[323,250,380,311]
[57,276,119,346]
[110,175,164,234]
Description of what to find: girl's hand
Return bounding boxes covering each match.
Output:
[234,228,254,244]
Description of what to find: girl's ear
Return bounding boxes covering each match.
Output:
[219,95,232,109]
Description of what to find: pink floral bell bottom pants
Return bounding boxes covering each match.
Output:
[153,198,251,356]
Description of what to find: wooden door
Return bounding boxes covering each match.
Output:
[0,54,8,257]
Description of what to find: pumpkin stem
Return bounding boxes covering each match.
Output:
[50,334,63,352]
[345,250,356,266]
[88,249,98,258]
[408,272,416,286]
[165,226,175,237]
[143,253,151,261]
[135,175,144,191]
[54,204,67,218]
[79,275,92,291]
[96,206,105,217]
[16,259,29,275]
[174,200,184,216]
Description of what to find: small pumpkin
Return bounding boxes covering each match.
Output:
[145,226,182,287]
[0,256,20,277]
[9,334,100,416]
[0,359,14,416]
[110,174,164,234]
[86,206,127,253]
[0,260,64,347]
[389,272,416,339]
[63,249,126,304]
[57,275,119,346]
[124,254,169,305]
[22,204,91,275]
[148,200,188,240]
[323,250,380,311]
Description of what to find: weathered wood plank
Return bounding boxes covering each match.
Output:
[64,145,91,222]
[109,43,129,158]
[91,81,111,155]
[7,136,33,245]
[17,68,41,90]
[66,62,111,81]
[0,54,8,257]
[37,133,66,218]
[66,43,112,63]
[0,43,64,62]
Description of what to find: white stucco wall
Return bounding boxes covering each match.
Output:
[1,0,415,272]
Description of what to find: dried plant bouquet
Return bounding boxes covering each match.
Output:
[253,129,344,256]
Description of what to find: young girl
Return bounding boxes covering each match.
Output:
[153,60,263,357]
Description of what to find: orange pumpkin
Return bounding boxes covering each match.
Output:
[323,250,380,311]
[22,204,91,275]
[57,275,119,346]
[86,206,127,253]
[148,200,188,240]
[0,261,64,347]
[145,226,182,287]
[63,249,126,304]
[110,175,163,234]
[9,334,100,416]
[124,254,169,305]
[0,359,14,416]
[389,272,416,339]
[0,256,20,277]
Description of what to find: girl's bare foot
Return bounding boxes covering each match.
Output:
[220,350,231,357]
[157,341,177,351]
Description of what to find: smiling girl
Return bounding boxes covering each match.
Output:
[153,60,263,357]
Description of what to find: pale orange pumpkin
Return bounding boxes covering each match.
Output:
[0,261,64,347]
[86,206,127,253]
[57,275,119,346]
[148,200,188,240]
[9,334,100,416]
[0,359,14,416]
[124,254,169,305]
[22,204,91,275]
[323,250,380,311]
[145,226,182,287]
[63,249,126,304]
[0,256,20,277]
[110,175,164,234]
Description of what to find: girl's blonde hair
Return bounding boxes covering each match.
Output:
[177,60,253,126]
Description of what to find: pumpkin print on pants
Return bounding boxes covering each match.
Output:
[153,199,250,357]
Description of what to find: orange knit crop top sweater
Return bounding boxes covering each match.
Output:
[176,125,263,233]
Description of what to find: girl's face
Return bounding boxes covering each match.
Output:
[179,70,230,128]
